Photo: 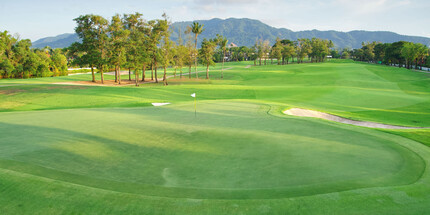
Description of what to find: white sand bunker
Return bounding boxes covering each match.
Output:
[284,108,428,129]
[152,103,170,106]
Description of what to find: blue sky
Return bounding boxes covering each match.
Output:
[0,0,429,41]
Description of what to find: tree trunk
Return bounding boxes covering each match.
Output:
[189,65,191,79]
[174,68,177,78]
[206,64,209,79]
[142,64,146,82]
[91,66,95,82]
[128,68,131,81]
[420,57,424,70]
[180,67,183,78]
[118,66,121,85]
[259,58,261,66]
[155,62,158,83]
[151,63,154,80]
[163,66,168,86]
[100,66,104,84]
[195,61,198,79]
[115,66,118,83]
[221,50,225,79]
[195,36,198,79]
[135,69,139,86]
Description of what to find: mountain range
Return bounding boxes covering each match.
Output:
[31,18,430,49]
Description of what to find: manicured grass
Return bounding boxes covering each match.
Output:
[0,60,429,214]
[1,60,428,126]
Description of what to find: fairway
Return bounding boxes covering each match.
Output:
[1,61,430,214]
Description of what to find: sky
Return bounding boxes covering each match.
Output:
[0,0,429,42]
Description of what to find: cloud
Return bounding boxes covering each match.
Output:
[192,0,262,12]
[194,0,259,4]
[334,0,415,15]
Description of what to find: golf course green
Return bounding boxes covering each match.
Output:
[0,60,429,214]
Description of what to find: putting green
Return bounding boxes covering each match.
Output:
[0,101,424,199]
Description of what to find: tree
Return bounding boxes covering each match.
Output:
[341,48,351,59]
[124,12,147,86]
[23,51,40,78]
[374,43,387,63]
[255,39,266,66]
[135,18,151,82]
[74,15,99,82]
[216,34,228,78]
[159,13,172,86]
[262,40,271,65]
[415,43,429,70]
[279,39,294,64]
[0,30,67,79]
[51,50,68,76]
[147,19,167,83]
[296,38,311,63]
[282,43,296,64]
[401,42,418,69]
[199,38,217,79]
[0,59,15,78]
[109,14,130,85]
[250,43,256,65]
[92,15,109,84]
[384,41,406,67]
[0,30,17,62]
[190,22,204,78]
[184,26,196,79]
[272,38,283,65]
[309,38,328,62]
[175,29,188,79]
[361,42,377,62]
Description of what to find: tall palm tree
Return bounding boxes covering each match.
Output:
[191,22,204,78]
[217,34,228,79]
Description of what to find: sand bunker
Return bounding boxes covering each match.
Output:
[152,103,170,106]
[284,108,428,129]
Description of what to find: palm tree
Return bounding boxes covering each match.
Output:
[217,34,228,79]
[191,22,204,78]
[415,43,429,70]
[199,38,217,79]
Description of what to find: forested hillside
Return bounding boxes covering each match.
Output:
[32,18,430,49]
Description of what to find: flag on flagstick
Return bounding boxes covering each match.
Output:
[191,93,196,117]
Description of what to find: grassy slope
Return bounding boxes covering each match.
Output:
[1,60,428,126]
[0,102,429,214]
[0,60,430,214]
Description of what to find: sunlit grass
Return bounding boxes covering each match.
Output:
[0,60,429,214]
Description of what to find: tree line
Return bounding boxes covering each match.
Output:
[3,12,429,82]
[350,41,430,69]
[0,31,68,79]
[68,13,338,85]
[212,37,334,66]
[68,13,233,86]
